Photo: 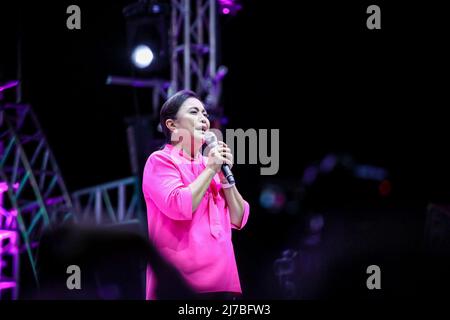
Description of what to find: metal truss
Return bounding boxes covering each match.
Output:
[170,0,225,113]
[71,176,143,228]
[106,76,170,120]
[109,0,226,117]
[0,103,73,290]
[0,182,19,300]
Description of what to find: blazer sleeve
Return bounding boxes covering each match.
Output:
[143,152,193,220]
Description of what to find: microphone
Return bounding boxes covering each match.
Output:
[204,132,236,185]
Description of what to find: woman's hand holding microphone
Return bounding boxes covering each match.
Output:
[206,141,234,184]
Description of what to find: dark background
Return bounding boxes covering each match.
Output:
[1,0,450,298]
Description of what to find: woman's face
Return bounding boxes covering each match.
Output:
[173,97,210,144]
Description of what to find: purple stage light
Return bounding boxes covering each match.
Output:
[354,165,387,181]
[320,154,337,173]
[220,116,229,126]
[0,182,19,193]
[302,166,318,185]
[218,0,242,16]
[309,214,324,232]
[0,80,19,92]
[0,282,16,290]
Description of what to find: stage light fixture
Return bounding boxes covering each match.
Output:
[132,44,154,68]
[123,0,170,76]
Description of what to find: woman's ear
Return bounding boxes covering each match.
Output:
[166,119,182,143]
[165,119,177,133]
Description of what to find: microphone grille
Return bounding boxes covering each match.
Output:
[204,131,217,146]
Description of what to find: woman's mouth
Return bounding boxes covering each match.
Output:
[196,126,207,134]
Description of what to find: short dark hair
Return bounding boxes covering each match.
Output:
[159,90,200,142]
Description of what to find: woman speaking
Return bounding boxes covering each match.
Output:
[143,90,250,300]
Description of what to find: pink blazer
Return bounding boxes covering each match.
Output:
[143,144,250,299]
